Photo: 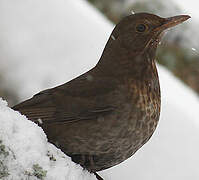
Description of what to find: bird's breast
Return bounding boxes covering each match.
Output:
[118,75,160,155]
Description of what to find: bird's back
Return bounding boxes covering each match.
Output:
[13,58,160,171]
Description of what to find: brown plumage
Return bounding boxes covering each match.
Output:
[13,13,190,179]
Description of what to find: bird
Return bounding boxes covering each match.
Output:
[12,13,190,180]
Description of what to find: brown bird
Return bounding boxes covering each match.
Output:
[13,13,190,180]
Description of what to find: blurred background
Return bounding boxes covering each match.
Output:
[0,0,199,179]
[87,0,199,95]
[0,0,199,106]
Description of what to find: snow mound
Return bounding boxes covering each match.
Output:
[0,98,95,180]
[0,0,199,179]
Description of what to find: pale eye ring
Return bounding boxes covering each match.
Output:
[136,24,147,32]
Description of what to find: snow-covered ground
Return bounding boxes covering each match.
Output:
[0,0,199,179]
[0,99,95,180]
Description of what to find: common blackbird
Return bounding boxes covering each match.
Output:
[13,13,190,179]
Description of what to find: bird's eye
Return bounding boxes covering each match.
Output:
[136,24,147,33]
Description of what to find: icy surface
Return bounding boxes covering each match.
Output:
[0,0,199,179]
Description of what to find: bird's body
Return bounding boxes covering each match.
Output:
[13,13,190,175]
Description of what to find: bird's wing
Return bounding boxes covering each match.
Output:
[12,74,120,124]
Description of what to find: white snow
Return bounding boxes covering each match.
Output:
[0,0,199,180]
[111,35,116,40]
[101,66,199,180]
[0,0,113,101]
[0,99,95,180]
[191,47,199,56]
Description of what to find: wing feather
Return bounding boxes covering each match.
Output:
[12,75,119,125]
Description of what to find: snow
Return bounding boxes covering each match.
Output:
[191,47,199,56]
[111,35,116,40]
[0,99,95,180]
[0,0,112,101]
[101,66,199,179]
[0,0,199,180]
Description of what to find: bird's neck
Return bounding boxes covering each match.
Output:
[92,38,159,82]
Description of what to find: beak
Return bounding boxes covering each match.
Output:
[155,15,191,32]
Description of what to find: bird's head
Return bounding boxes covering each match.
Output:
[110,13,190,54]
[96,13,190,78]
